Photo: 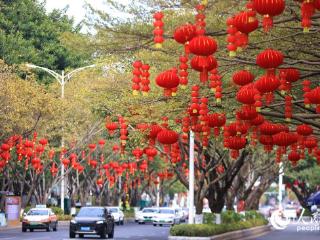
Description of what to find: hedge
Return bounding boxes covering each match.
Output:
[170,212,268,237]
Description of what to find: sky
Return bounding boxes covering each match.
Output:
[45,0,129,24]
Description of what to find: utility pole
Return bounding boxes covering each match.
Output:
[188,131,195,224]
[26,63,96,212]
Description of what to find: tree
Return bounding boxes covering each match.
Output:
[0,0,89,83]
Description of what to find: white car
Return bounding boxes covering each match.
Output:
[136,208,159,224]
[283,206,297,219]
[153,208,181,226]
[107,207,124,225]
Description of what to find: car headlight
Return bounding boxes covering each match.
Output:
[70,219,77,224]
[96,220,104,224]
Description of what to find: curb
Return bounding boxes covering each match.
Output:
[168,225,271,240]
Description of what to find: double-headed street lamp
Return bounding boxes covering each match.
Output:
[26,63,96,212]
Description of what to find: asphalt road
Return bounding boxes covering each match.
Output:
[256,223,320,240]
[0,222,170,240]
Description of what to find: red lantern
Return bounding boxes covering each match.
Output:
[157,129,179,145]
[237,105,258,121]
[179,55,189,88]
[105,121,118,135]
[233,11,259,34]
[145,147,157,161]
[190,55,217,82]
[236,84,260,105]
[189,35,217,56]
[153,12,164,48]
[256,49,283,73]
[39,138,48,146]
[232,70,254,86]
[156,69,180,97]
[305,86,320,113]
[174,24,196,54]
[253,0,285,32]
[141,64,150,95]
[296,124,313,136]
[255,75,280,94]
[132,148,144,161]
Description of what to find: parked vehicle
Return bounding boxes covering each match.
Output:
[153,207,181,226]
[22,208,58,232]
[174,208,185,222]
[135,207,158,224]
[106,206,124,225]
[69,206,114,239]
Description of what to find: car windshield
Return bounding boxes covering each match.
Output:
[159,209,174,214]
[108,208,118,213]
[143,209,157,213]
[77,208,104,217]
[28,209,48,216]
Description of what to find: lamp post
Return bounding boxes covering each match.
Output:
[188,130,195,224]
[26,63,96,212]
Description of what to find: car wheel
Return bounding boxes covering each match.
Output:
[108,226,114,239]
[159,224,163,227]
[120,219,124,225]
[22,227,26,232]
[116,221,120,225]
[153,223,157,226]
[53,222,58,231]
[100,227,107,239]
[30,229,34,232]
[69,230,76,238]
[79,233,84,238]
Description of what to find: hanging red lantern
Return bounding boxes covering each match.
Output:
[105,121,118,135]
[296,124,313,136]
[233,11,259,34]
[189,35,217,56]
[179,55,189,88]
[174,24,197,55]
[237,105,258,121]
[132,60,142,95]
[62,158,70,168]
[132,148,144,161]
[190,55,217,82]
[141,64,151,96]
[301,1,316,32]
[232,70,254,86]
[156,68,180,97]
[305,86,320,112]
[253,0,285,32]
[39,138,48,146]
[236,84,260,105]
[157,129,179,145]
[255,74,280,103]
[284,95,292,121]
[226,17,238,57]
[153,12,164,48]
[256,49,283,74]
[273,132,298,147]
[145,147,157,161]
[288,151,300,165]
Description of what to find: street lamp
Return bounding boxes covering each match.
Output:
[26,63,96,212]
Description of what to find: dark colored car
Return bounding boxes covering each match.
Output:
[69,206,114,239]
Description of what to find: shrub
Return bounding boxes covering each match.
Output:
[170,218,267,237]
[203,212,216,224]
[221,210,244,224]
[50,207,64,215]
[57,215,72,221]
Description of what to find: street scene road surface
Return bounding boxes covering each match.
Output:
[0,223,170,240]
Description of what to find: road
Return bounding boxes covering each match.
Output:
[256,223,320,240]
[0,222,170,240]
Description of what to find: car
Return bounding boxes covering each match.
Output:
[69,206,114,239]
[153,207,181,226]
[136,207,159,224]
[106,206,124,225]
[22,208,58,232]
[174,208,185,222]
[283,206,298,220]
